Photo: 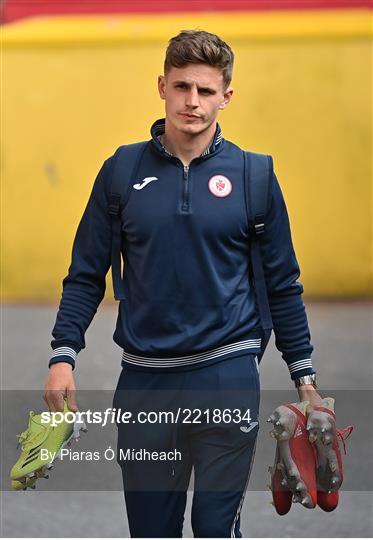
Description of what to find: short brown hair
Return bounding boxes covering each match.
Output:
[164,30,234,90]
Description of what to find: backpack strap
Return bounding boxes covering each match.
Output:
[243,151,274,358]
[108,141,148,300]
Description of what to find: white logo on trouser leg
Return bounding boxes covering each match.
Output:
[240,422,258,433]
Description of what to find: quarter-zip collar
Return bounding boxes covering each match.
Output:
[150,117,223,159]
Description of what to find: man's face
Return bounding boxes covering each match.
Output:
[158,64,233,137]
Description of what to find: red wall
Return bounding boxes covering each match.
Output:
[2,0,372,24]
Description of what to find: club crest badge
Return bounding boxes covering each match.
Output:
[208,175,232,198]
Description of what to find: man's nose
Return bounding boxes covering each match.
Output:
[185,86,199,109]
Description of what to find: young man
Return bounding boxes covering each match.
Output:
[44,30,323,537]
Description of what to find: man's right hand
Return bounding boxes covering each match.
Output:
[43,362,78,413]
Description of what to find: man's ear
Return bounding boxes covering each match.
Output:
[158,75,166,100]
[219,87,234,110]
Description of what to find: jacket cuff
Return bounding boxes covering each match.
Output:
[49,346,78,370]
[287,358,316,380]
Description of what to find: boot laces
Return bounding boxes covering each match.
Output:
[16,412,47,451]
[337,425,353,455]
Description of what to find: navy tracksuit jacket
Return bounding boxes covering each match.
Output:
[49,118,315,537]
[49,118,314,379]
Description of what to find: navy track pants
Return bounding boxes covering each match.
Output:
[113,352,260,538]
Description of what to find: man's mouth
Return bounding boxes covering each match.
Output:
[179,113,201,119]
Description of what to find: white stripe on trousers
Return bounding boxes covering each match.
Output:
[230,436,258,538]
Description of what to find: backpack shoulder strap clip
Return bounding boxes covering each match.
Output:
[253,213,266,236]
[108,193,121,217]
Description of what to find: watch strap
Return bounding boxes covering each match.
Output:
[294,373,317,388]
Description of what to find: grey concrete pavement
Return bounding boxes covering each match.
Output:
[1,300,372,537]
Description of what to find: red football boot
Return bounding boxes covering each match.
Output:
[268,445,292,515]
[306,397,353,512]
[268,401,317,514]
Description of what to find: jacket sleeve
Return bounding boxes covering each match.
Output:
[260,167,315,380]
[49,156,113,369]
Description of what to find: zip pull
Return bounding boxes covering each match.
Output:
[182,165,190,211]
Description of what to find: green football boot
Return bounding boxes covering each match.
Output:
[10,399,86,490]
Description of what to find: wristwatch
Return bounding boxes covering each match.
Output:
[294,373,317,389]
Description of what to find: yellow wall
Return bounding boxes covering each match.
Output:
[2,10,372,301]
